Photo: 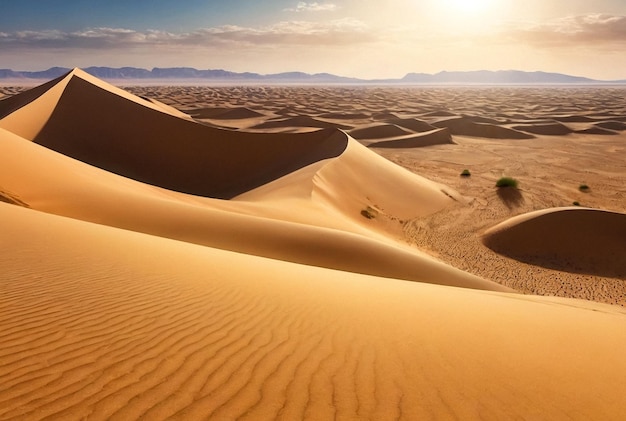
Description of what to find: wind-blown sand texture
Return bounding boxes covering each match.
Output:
[2,73,626,419]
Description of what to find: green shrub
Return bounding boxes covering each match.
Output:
[460,169,471,177]
[573,201,581,206]
[579,184,590,192]
[495,177,518,188]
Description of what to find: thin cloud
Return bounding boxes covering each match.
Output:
[503,14,626,48]
[284,2,337,12]
[0,19,372,49]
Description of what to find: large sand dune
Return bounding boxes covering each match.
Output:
[0,69,348,199]
[3,202,626,420]
[2,73,626,419]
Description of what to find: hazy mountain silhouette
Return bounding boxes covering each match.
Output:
[0,67,623,84]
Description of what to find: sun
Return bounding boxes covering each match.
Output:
[440,0,495,15]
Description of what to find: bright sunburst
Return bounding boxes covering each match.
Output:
[440,0,495,15]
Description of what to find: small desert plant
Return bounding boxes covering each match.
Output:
[573,201,581,206]
[579,184,590,192]
[495,177,518,188]
[360,206,378,219]
[460,169,471,177]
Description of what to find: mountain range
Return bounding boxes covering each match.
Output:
[1,67,624,84]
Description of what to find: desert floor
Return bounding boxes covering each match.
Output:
[1,74,625,420]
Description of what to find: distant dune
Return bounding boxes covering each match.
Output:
[367,128,453,148]
[349,123,414,139]
[433,116,535,139]
[185,106,265,120]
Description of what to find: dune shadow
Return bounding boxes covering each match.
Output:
[0,190,29,208]
[484,239,626,279]
[498,253,625,278]
[496,187,524,209]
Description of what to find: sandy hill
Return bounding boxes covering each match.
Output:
[2,70,626,419]
[484,207,626,278]
[0,69,347,199]
[0,68,500,290]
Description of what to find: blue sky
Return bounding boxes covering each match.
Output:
[0,1,270,31]
[2,0,626,79]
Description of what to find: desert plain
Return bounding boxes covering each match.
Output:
[1,69,626,420]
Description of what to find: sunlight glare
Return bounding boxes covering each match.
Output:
[440,0,495,15]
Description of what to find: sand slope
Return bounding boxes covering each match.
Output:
[0,69,348,199]
[2,202,626,420]
[0,72,500,291]
[0,125,504,291]
[483,207,626,277]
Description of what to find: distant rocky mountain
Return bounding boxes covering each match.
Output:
[401,70,599,84]
[0,66,362,83]
[0,66,623,84]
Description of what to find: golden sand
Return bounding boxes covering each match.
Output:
[1,70,625,419]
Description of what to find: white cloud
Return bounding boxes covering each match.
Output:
[0,18,373,50]
[284,2,337,12]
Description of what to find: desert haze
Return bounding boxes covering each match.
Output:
[1,69,626,420]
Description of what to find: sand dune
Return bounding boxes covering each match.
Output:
[511,121,574,136]
[596,120,626,131]
[0,69,349,199]
[3,202,626,420]
[0,73,67,121]
[421,110,457,117]
[554,115,601,123]
[575,126,617,135]
[2,75,626,419]
[250,115,352,131]
[372,111,399,120]
[185,106,265,120]
[348,123,413,140]
[384,117,438,133]
[483,207,626,278]
[318,111,370,120]
[367,128,453,148]
[0,132,504,291]
[0,75,495,290]
[433,116,534,139]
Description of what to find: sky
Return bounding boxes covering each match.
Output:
[1,0,626,80]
